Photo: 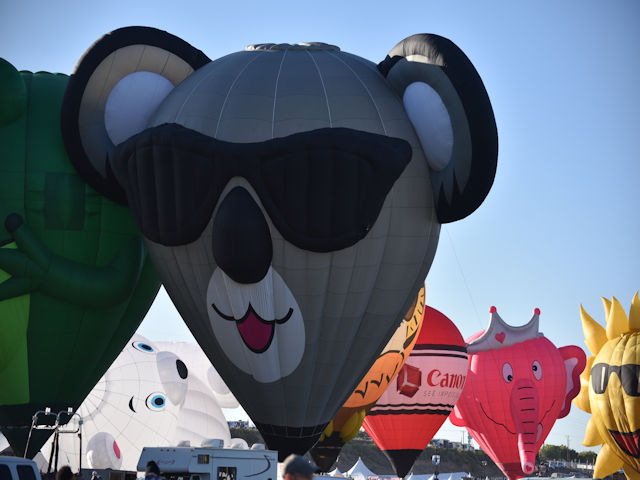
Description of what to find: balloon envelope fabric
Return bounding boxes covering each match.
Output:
[40,334,231,472]
[154,341,239,409]
[573,293,640,480]
[310,286,425,471]
[450,307,585,480]
[363,306,467,477]
[0,59,160,458]
[60,28,498,458]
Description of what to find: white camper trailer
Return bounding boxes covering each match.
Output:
[137,443,277,480]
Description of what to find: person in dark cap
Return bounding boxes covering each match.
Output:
[56,466,74,480]
[282,454,319,480]
[145,461,161,480]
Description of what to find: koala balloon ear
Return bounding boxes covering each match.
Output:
[61,26,210,204]
[380,34,498,223]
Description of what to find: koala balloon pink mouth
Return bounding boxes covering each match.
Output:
[610,428,640,458]
[212,303,293,353]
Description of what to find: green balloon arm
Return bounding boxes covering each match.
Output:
[0,213,145,308]
[0,248,44,279]
[5,214,50,268]
[0,276,39,299]
[47,237,144,308]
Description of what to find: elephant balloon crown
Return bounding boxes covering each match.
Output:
[467,306,543,353]
[57,26,498,458]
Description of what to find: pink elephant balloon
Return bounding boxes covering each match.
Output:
[450,307,585,480]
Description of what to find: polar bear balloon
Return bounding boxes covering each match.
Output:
[60,27,498,458]
[40,335,232,471]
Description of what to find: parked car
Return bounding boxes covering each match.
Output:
[0,457,42,480]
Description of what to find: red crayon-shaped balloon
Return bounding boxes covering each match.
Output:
[363,306,468,477]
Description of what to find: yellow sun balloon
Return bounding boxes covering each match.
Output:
[574,292,640,480]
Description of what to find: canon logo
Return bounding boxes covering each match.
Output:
[426,369,467,389]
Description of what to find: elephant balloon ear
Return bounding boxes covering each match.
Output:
[558,345,587,418]
[379,34,498,223]
[61,26,211,204]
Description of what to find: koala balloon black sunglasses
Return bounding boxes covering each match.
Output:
[111,123,412,251]
[591,363,640,396]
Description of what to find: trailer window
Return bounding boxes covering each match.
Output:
[17,466,36,480]
[0,465,10,480]
[217,467,236,480]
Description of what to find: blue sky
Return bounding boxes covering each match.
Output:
[3,0,639,455]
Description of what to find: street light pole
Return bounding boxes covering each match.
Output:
[433,453,441,480]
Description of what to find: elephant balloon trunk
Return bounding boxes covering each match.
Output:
[511,379,539,475]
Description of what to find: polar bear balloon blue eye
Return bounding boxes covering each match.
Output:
[133,342,155,353]
[145,393,166,410]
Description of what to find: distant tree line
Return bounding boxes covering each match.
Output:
[538,444,597,464]
[230,428,598,475]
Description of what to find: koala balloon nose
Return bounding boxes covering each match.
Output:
[212,187,273,284]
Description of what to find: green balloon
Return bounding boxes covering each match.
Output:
[0,62,161,457]
[0,59,27,126]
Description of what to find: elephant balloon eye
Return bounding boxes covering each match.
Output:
[145,393,166,411]
[532,360,542,380]
[502,363,513,383]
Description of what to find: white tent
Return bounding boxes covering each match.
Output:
[445,472,472,480]
[347,457,377,480]
[406,475,434,480]
[329,468,343,476]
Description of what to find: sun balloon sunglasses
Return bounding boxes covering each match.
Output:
[591,363,640,396]
[111,123,412,251]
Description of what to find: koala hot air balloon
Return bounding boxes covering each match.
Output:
[450,308,586,480]
[60,27,498,458]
